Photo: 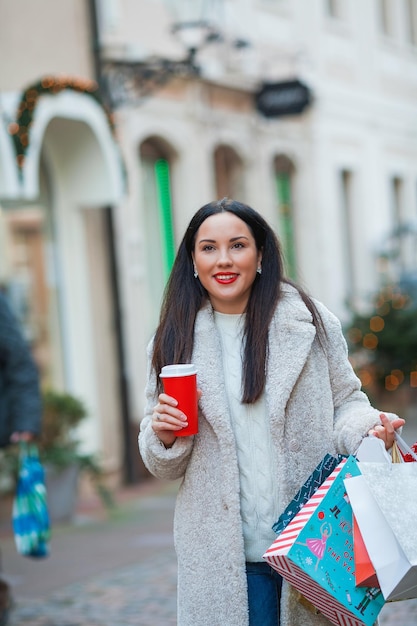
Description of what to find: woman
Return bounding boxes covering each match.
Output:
[139,198,404,626]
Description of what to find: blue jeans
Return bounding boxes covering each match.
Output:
[246,561,283,626]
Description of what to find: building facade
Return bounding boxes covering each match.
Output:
[1,0,417,483]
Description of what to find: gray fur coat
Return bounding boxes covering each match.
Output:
[139,284,392,626]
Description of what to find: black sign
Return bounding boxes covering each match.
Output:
[255,79,312,118]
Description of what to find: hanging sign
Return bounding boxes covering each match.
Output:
[255,79,312,118]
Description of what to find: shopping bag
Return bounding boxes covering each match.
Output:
[353,516,379,588]
[264,456,385,626]
[12,442,51,558]
[352,433,415,590]
[272,453,345,535]
[344,460,417,602]
[355,435,392,465]
[392,432,417,463]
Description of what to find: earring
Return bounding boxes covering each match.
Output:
[257,266,262,275]
[193,266,198,278]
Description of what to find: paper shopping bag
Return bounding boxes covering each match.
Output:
[264,456,385,626]
[344,462,417,602]
[353,516,379,588]
[272,453,345,535]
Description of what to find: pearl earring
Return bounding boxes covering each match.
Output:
[193,266,198,278]
[257,266,262,275]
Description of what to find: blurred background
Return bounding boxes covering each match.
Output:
[0,0,417,499]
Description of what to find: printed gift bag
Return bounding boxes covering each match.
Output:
[345,461,417,602]
[264,456,385,626]
[272,453,345,536]
[12,442,51,558]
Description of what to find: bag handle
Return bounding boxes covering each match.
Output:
[394,432,417,462]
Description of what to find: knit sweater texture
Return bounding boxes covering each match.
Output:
[214,310,279,562]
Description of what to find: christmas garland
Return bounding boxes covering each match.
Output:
[8,75,116,169]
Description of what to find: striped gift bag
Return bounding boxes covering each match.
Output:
[12,442,50,558]
[263,455,385,626]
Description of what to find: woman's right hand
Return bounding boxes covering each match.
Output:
[152,393,189,448]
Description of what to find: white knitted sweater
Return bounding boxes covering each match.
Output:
[214,311,279,562]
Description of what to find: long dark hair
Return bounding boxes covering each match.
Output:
[152,198,325,403]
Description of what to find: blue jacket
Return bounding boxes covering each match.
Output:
[0,292,42,447]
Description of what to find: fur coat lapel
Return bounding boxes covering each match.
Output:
[266,285,316,432]
[192,284,316,440]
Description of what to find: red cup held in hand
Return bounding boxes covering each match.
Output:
[160,364,198,437]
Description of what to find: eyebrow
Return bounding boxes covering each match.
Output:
[197,236,250,244]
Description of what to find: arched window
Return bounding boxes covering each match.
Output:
[140,138,176,334]
[213,144,245,200]
[140,138,175,281]
[274,155,297,280]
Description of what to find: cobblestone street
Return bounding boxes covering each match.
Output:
[1,477,416,625]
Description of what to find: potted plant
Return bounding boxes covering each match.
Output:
[0,390,113,522]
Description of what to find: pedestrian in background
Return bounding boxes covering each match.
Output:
[0,290,42,625]
[139,198,404,626]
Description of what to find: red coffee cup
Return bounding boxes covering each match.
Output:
[160,364,198,437]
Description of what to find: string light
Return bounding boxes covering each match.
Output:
[346,283,417,397]
[369,316,385,332]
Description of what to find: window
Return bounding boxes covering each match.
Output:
[96,0,120,33]
[378,0,391,36]
[339,170,356,300]
[140,139,176,332]
[386,176,417,281]
[405,0,417,45]
[140,140,175,282]
[391,176,404,226]
[390,176,407,272]
[274,156,297,280]
[213,145,245,200]
[154,158,175,276]
[325,0,342,19]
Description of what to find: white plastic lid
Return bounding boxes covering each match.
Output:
[160,364,197,378]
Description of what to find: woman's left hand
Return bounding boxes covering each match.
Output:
[368,413,405,450]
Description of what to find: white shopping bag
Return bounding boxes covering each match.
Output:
[344,462,417,602]
[355,436,391,465]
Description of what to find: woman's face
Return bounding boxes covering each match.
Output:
[192,212,262,314]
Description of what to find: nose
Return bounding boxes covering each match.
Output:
[217,247,233,266]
